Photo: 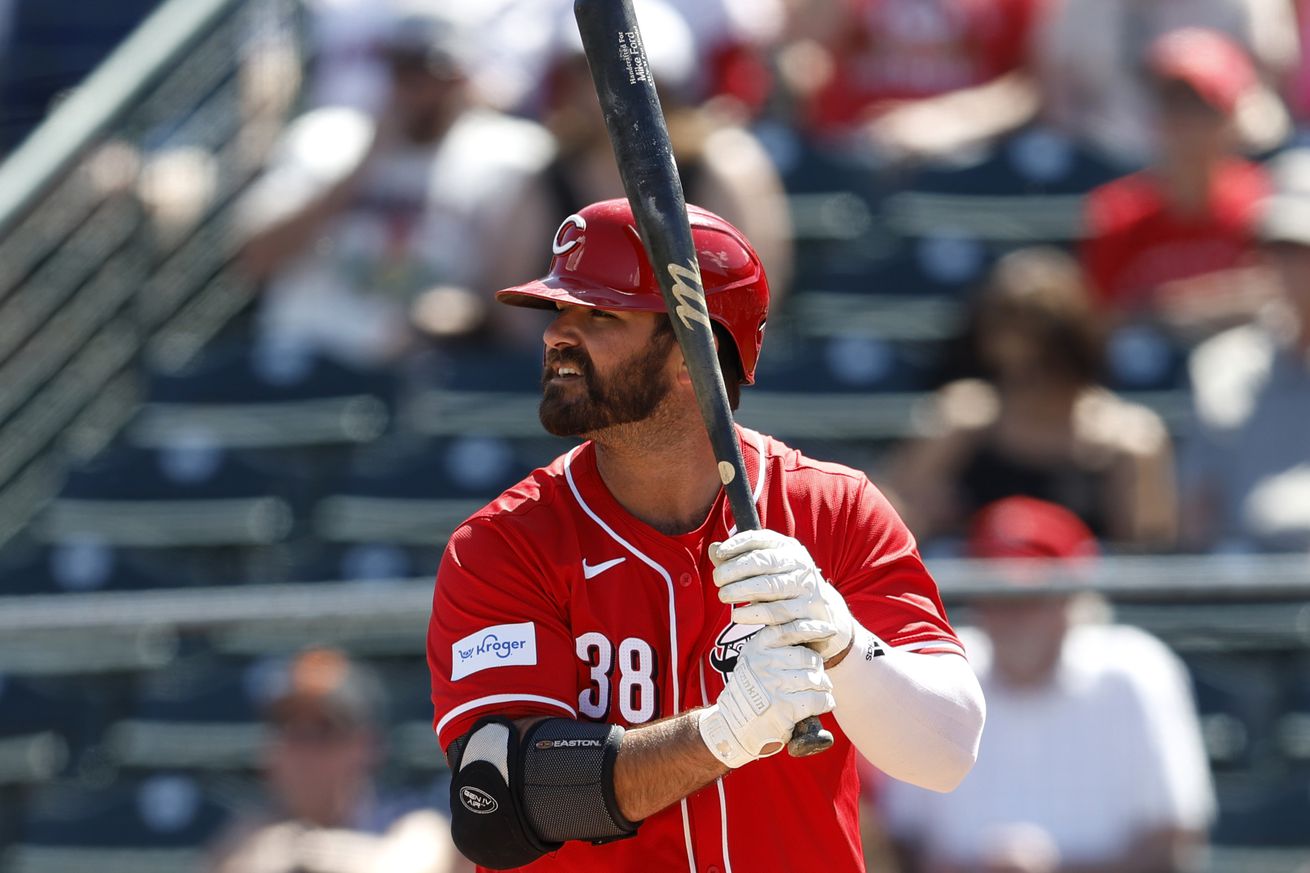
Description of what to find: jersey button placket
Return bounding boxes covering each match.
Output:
[678,571,693,588]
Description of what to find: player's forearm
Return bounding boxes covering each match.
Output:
[612,709,728,822]
[828,626,984,792]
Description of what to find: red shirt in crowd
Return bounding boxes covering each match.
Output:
[1080,158,1270,312]
[807,0,1041,134]
[429,426,962,873]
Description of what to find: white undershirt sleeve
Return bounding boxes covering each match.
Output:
[827,623,986,793]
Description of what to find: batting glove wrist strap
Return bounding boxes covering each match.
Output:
[698,704,756,769]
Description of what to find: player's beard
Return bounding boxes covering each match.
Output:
[539,334,677,437]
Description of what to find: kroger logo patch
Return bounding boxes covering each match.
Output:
[451,622,537,680]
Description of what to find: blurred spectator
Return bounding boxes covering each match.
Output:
[447,0,782,120]
[783,0,1044,162]
[1036,0,1297,167]
[298,0,422,114]
[237,5,556,368]
[1287,0,1310,125]
[206,648,466,873]
[1079,29,1276,338]
[1182,148,1310,552]
[886,248,1176,549]
[882,497,1215,873]
[529,0,794,295]
[298,2,512,115]
[664,0,784,114]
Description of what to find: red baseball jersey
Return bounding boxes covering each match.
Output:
[807,0,1040,134]
[428,426,963,873]
[1080,158,1269,312]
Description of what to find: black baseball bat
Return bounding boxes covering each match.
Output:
[573,0,832,758]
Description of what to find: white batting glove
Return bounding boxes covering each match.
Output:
[698,626,835,769]
[710,530,855,663]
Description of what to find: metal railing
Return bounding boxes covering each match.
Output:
[0,554,1302,671]
[0,0,302,547]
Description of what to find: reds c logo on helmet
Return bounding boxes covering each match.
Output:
[494,199,770,384]
[552,214,587,256]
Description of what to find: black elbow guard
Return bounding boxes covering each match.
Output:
[448,716,560,869]
[447,716,638,869]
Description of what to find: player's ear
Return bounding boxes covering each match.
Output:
[676,331,717,386]
[675,354,695,388]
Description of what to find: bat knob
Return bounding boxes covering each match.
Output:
[786,715,834,757]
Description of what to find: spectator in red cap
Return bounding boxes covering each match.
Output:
[1036,0,1297,166]
[878,497,1215,873]
[1080,28,1276,337]
[206,647,468,873]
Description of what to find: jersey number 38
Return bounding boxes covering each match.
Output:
[575,633,660,724]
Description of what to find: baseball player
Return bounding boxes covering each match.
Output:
[427,199,985,872]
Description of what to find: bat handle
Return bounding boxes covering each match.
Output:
[787,715,834,757]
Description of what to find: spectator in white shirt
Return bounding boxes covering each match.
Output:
[237,5,555,368]
[881,496,1215,873]
[1182,147,1310,552]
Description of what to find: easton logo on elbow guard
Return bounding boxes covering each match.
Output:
[459,786,499,815]
[451,622,538,680]
[535,738,604,750]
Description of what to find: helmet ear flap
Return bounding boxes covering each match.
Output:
[711,322,744,411]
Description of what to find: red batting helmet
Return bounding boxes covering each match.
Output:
[495,198,770,384]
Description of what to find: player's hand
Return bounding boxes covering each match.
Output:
[698,626,835,768]
[709,530,855,663]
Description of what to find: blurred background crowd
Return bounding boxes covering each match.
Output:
[0,0,1309,871]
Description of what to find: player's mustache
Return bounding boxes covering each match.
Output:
[541,349,592,387]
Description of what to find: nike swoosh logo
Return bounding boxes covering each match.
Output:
[582,557,626,579]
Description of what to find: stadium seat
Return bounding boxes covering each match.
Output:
[312,435,545,547]
[755,333,938,395]
[777,133,894,300]
[33,444,297,586]
[905,126,1121,198]
[1213,775,1310,847]
[39,445,295,547]
[0,676,101,785]
[287,542,443,585]
[795,128,1109,304]
[1275,660,1310,765]
[402,345,553,438]
[434,344,545,394]
[1184,653,1281,771]
[1104,322,1190,392]
[372,657,447,773]
[134,342,397,450]
[105,655,268,772]
[887,126,1121,246]
[12,774,233,873]
[0,542,175,595]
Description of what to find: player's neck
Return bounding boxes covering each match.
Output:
[591,418,722,536]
